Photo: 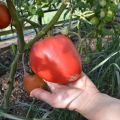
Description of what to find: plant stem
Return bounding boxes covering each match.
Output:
[0,110,49,120]
[26,2,68,49]
[6,0,25,52]
[3,0,25,110]
[22,18,40,33]
[3,53,22,109]
[25,98,35,119]
[0,110,25,120]
[22,18,41,28]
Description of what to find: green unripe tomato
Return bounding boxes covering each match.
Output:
[90,17,99,25]
[100,9,106,18]
[105,9,114,22]
[109,1,116,11]
[99,0,107,7]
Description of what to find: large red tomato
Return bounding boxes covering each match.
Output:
[0,2,11,29]
[30,34,82,84]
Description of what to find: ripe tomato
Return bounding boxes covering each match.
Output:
[0,2,11,29]
[23,73,46,94]
[29,34,82,84]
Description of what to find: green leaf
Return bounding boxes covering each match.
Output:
[89,51,119,73]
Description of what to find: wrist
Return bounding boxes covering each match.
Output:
[73,93,120,120]
[67,86,101,115]
[77,93,106,119]
[68,90,104,119]
[74,92,102,115]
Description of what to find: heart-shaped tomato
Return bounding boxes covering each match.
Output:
[29,34,82,84]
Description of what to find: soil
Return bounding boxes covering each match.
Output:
[0,47,34,119]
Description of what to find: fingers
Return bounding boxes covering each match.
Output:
[30,88,54,105]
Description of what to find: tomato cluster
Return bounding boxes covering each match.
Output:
[89,0,117,26]
[0,2,11,29]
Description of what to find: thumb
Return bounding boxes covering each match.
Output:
[30,88,54,104]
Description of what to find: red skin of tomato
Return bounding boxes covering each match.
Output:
[0,2,11,29]
[30,34,82,84]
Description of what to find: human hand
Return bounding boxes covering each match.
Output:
[30,72,120,120]
[30,72,100,111]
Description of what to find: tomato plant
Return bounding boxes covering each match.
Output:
[29,34,82,84]
[1,0,120,119]
[23,73,46,93]
[0,1,11,29]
